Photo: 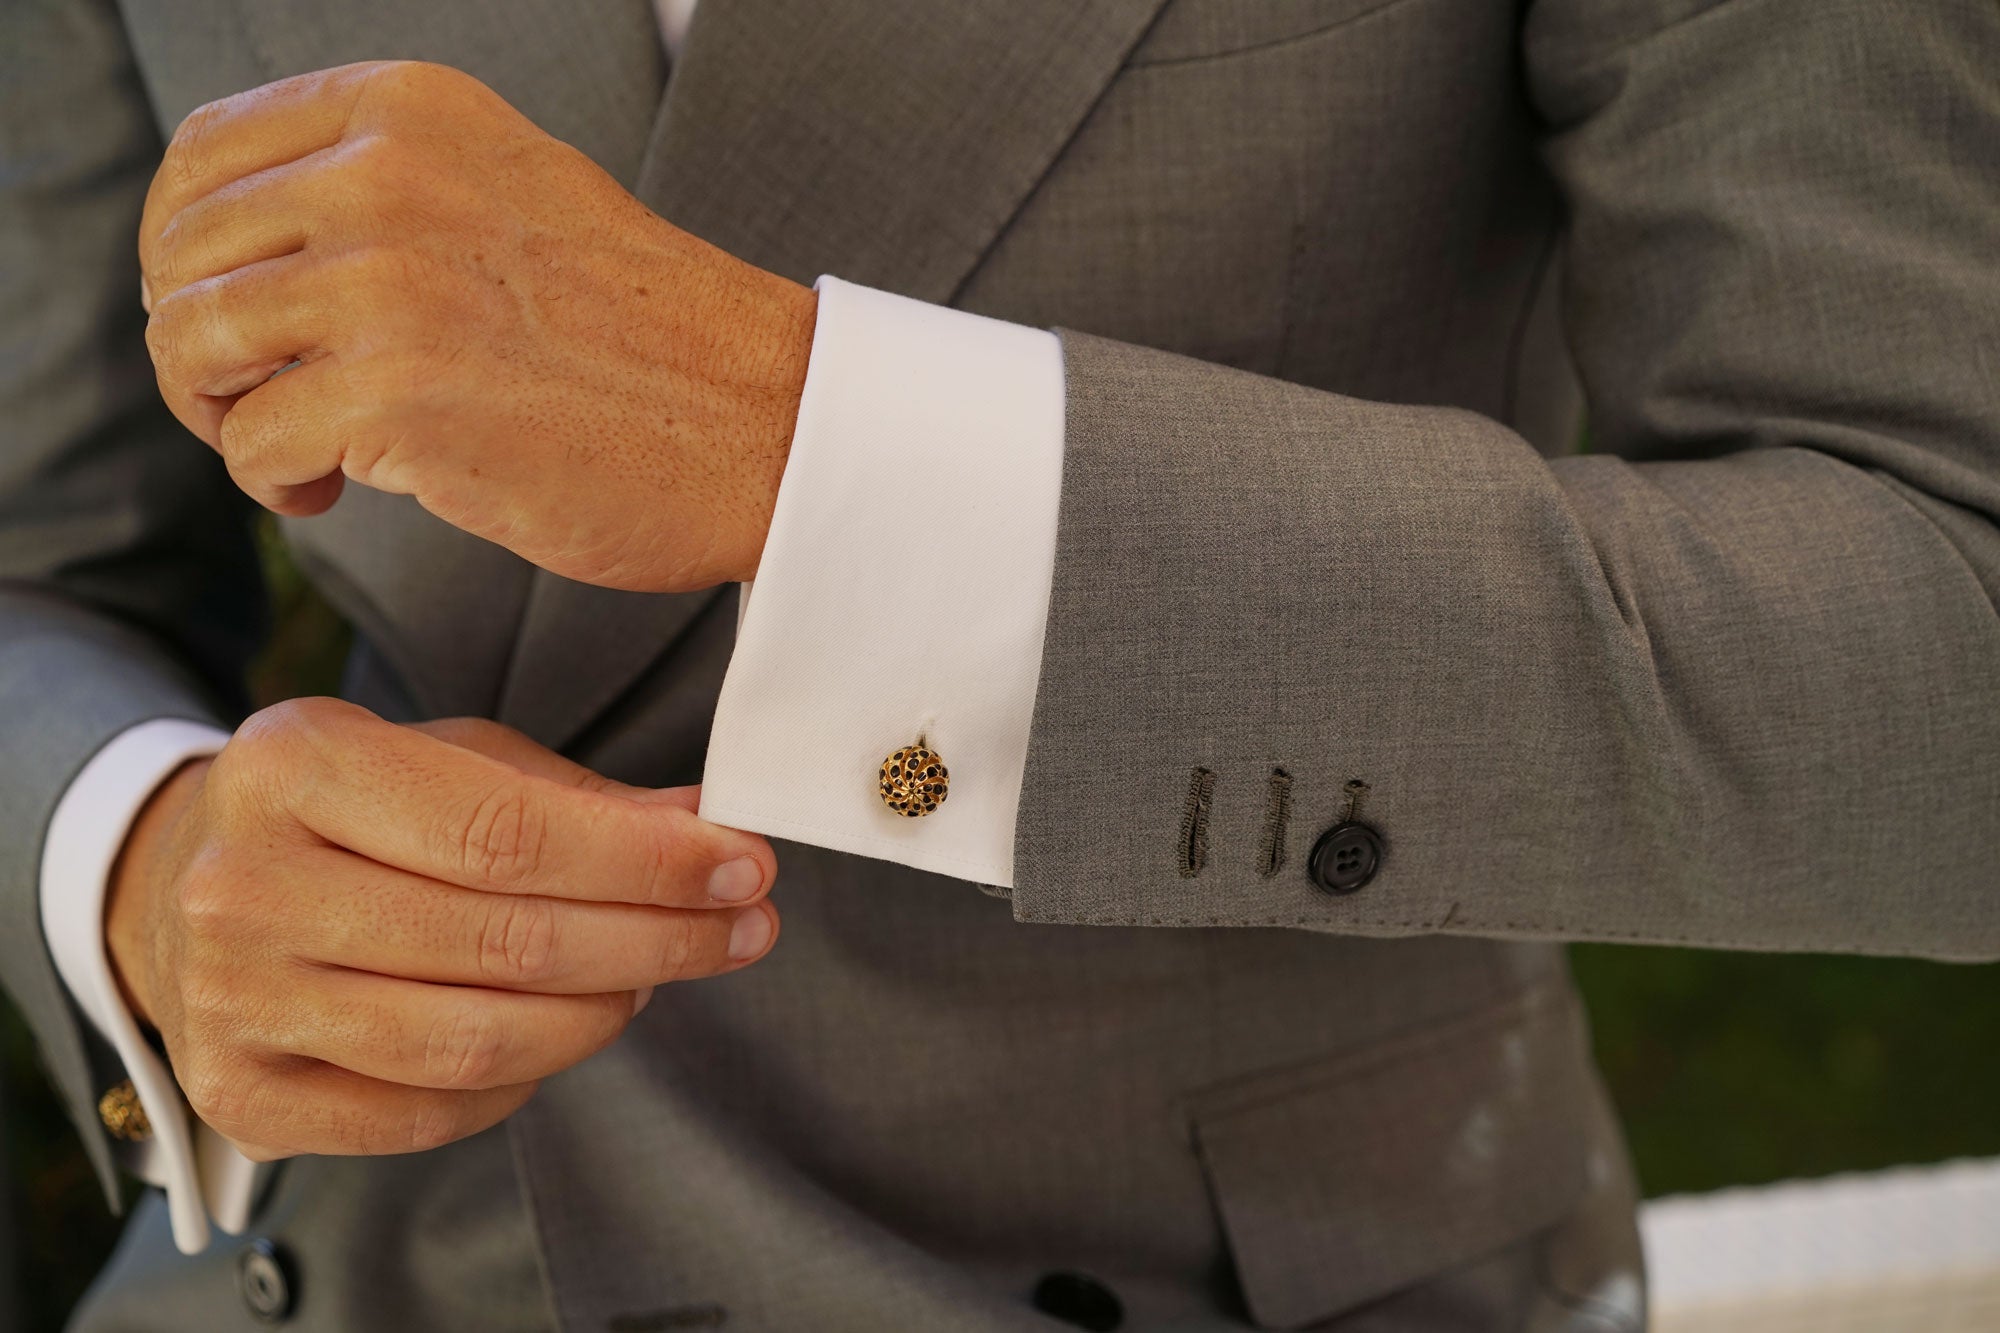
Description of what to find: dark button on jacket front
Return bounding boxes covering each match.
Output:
[1032,1271,1123,1330]
[1307,822,1383,894]
[237,1239,296,1324]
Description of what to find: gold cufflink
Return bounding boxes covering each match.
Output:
[98,1078,152,1142]
[879,741,949,817]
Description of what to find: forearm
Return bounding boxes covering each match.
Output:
[702,266,1998,958]
[1009,331,2000,959]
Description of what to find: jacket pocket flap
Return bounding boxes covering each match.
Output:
[1187,987,1591,1329]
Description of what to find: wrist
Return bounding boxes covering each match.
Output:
[725,277,817,586]
[105,757,209,1032]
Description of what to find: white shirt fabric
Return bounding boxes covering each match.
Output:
[38,7,1066,1253]
[699,276,1063,887]
[41,718,246,1255]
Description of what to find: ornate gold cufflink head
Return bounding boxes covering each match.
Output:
[99,1078,152,1142]
[880,741,949,817]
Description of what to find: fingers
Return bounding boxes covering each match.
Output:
[143,146,335,309]
[162,699,779,1166]
[195,1057,538,1161]
[140,61,515,285]
[212,355,353,515]
[141,63,386,258]
[154,251,391,515]
[260,699,776,908]
[285,845,775,993]
[257,969,634,1091]
[146,251,340,446]
[410,717,696,809]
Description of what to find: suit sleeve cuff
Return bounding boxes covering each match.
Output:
[40,717,260,1254]
[699,276,1065,888]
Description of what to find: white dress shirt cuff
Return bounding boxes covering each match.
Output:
[700,276,1066,888]
[40,717,258,1254]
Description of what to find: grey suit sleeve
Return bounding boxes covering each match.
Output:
[1011,0,2000,960]
[0,0,264,1200]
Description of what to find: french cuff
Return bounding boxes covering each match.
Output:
[699,276,1066,889]
[40,717,259,1255]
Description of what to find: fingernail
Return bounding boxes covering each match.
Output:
[707,856,763,903]
[140,274,152,312]
[727,905,773,961]
[631,986,655,1017]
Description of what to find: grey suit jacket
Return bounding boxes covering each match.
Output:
[3,0,1995,1328]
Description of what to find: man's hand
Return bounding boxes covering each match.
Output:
[104,699,779,1160]
[138,61,817,592]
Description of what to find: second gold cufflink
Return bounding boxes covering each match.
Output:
[98,1078,152,1142]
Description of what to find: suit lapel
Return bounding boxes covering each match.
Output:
[640,0,1173,297]
[385,0,1170,747]
[227,0,665,180]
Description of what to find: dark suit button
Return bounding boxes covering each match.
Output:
[1308,821,1383,894]
[237,1239,296,1323]
[1032,1271,1123,1330]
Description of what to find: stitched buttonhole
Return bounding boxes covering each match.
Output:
[1255,767,1292,878]
[1178,767,1217,878]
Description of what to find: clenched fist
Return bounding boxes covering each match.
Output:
[138,60,817,592]
[105,700,779,1160]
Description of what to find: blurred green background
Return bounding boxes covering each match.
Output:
[4,527,1997,1329]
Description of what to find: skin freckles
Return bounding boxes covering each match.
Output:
[138,59,817,592]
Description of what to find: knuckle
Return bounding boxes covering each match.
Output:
[371,59,465,104]
[336,133,413,209]
[164,100,227,181]
[279,694,353,730]
[421,1004,505,1090]
[641,820,703,907]
[328,413,402,490]
[227,703,292,756]
[145,272,242,385]
[455,785,546,888]
[475,896,559,986]
[143,300,191,383]
[366,60,429,100]
[569,995,632,1063]
[418,716,504,749]
[147,216,189,292]
[242,696,352,752]
[401,1094,464,1153]
[226,701,319,784]
[216,392,277,467]
[172,858,238,941]
[337,128,396,175]
[181,1057,257,1138]
[221,698,367,827]
[652,911,708,978]
[200,265,250,325]
[589,990,636,1042]
[207,752,284,832]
